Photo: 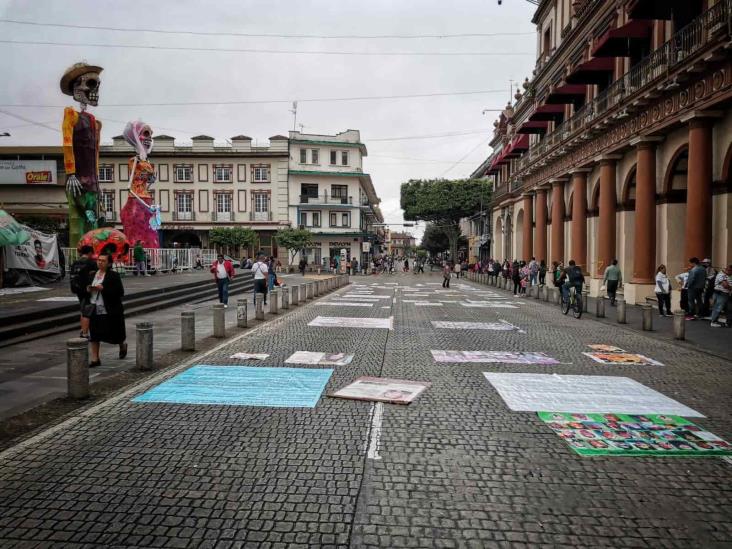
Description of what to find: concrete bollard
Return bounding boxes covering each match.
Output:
[595,296,606,318]
[543,286,550,302]
[316,281,322,296]
[299,284,307,303]
[213,303,226,338]
[282,287,290,310]
[308,282,314,300]
[237,299,248,328]
[136,321,154,370]
[553,287,561,305]
[292,285,299,305]
[641,304,653,331]
[673,310,685,340]
[535,285,542,300]
[255,293,265,320]
[270,289,279,314]
[616,298,627,324]
[66,338,89,399]
[317,267,321,275]
[582,290,589,313]
[181,311,195,351]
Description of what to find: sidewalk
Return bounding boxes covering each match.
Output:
[0,272,314,421]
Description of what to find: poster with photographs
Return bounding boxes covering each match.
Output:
[583,352,663,366]
[329,376,431,405]
[308,316,393,329]
[432,350,559,365]
[587,344,626,352]
[230,353,270,361]
[539,412,732,457]
[285,351,354,366]
[4,227,60,274]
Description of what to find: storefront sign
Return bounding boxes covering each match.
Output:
[0,160,58,185]
[362,242,371,252]
[328,241,351,247]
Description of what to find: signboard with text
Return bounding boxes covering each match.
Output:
[0,160,58,185]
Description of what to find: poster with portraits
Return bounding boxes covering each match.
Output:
[329,376,430,405]
[4,227,60,274]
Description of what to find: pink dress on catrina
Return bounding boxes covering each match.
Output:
[120,121,160,248]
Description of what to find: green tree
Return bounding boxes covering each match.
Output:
[401,178,491,260]
[209,227,257,256]
[275,227,315,265]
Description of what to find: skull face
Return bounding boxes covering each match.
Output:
[140,127,153,154]
[72,72,101,106]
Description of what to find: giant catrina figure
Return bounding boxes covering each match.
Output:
[60,62,103,247]
[120,121,161,249]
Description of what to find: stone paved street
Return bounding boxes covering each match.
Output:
[0,273,730,548]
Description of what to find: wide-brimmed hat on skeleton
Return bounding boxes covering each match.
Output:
[60,62,103,96]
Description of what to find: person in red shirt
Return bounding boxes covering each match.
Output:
[210,254,235,306]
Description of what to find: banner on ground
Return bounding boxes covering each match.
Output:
[4,227,60,274]
[329,376,430,405]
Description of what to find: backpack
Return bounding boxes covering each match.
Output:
[69,258,89,296]
[567,265,583,285]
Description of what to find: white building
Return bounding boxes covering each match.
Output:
[287,130,384,268]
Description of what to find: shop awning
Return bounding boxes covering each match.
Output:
[566,57,615,85]
[592,20,653,57]
[517,120,549,134]
[528,103,566,122]
[546,83,587,104]
[628,0,688,20]
[505,134,529,158]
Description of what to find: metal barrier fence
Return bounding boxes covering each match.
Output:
[63,247,216,273]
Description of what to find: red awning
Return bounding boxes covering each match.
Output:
[628,0,688,20]
[517,120,549,134]
[528,103,565,122]
[505,134,529,157]
[566,57,615,85]
[592,20,653,57]
[546,83,587,104]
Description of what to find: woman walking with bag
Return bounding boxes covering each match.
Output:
[87,252,127,368]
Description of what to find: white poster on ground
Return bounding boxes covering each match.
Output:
[483,373,704,417]
[230,353,270,360]
[308,316,393,329]
[320,302,374,307]
[460,302,518,308]
[329,376,431,404]
[285,351,354,366]
[432,350,559,364]
[4,227,60,274]
[431,320,524,332]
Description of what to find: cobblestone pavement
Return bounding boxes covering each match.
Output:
[0,273,730,548]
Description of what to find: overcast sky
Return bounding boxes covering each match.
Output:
[0,0,536,239]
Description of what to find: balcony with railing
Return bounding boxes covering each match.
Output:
[299,193,353,205]
[212,211,234,222]
[172,211,195,221]
[250,211,273,221]
[509,0,731,192]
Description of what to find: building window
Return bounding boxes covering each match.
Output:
[175,192,193,220]
[543,26,552,56]
[342,212,350,227]
[100,191,114,220]
[174,165,193,182]
[300,212,308,226]
[301,183,319,203]
[98,165,114,182]
[330,150,337,165]
[214,192,232,221]
[330,212,337,227]
[300,149,307,164]
[341,151,348,166]
[214,165,232,183]
[311,149,319,164]
[331,184,347,198]
[252,165,270,183]
[312,211,321,227]
[254,193,269,212]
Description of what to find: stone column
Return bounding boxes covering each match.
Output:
[631,138,661,283]
[682,113,717,261]
[596,156,620,277]
[535,187,548,263]
[522,193,533,262]
[550,180,565,263]
[570,170,589,273]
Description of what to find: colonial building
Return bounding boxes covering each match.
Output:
[287,130,384,268]
[476,0,732,304]
[389,231,417,257]
[99,134,290,256]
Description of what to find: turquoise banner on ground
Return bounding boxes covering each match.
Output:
[132,365,333,407]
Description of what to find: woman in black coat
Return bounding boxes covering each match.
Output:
[87,253,127,367]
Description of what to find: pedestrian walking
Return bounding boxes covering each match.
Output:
[529,257,538,286]
[299,257,307,275]
[686,257,706,320]
[251,253,269,305]
[352,258,359,275]
[453,261,461,279]
[69,244,98,339]
[655,265,672,317]
[442,261,452,288]
[210,253,235,307]
[512,261,521,296]
[702,258,717,318]
[87,252,127,368]
[602,259,622,305]
[267,256,277,291]
[538,260,547,286]
[675,267,690,315]
[709,264,731,328]
[133,240,147,276]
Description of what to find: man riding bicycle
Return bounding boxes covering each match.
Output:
[560,259,585,302]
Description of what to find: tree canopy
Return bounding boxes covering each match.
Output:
[420,223,468,258]
[401,178,490,258]
[275,227,315,264]
[209,227,257,254]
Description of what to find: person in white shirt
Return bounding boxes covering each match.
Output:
[251,254,269,305]
[675,268,690,315]
[655,265,672,317]
[710,264,731,327]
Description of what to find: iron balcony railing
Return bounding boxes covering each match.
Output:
[299,193,353,205]
[172,211,195,221]
[512,0,731,186]
[250,211,273,221]
[212,211,234,222]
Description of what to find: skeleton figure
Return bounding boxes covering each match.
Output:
[120,121,160,249]
[60,63,103,246]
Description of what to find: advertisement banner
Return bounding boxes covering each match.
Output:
[4,228,60,274]
[0,160,58,185]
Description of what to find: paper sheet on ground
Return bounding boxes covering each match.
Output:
[329,376,430,404]
[309,316,393,329]
[285,351,354,366]
[229,353,270,360]
[483,373,703,417]
[431,320,524,332]
[432,350,558,364]
[583,352,663,366]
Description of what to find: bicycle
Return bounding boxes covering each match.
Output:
[561,285,583,318]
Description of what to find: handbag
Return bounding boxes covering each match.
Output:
[82,302,97,318]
